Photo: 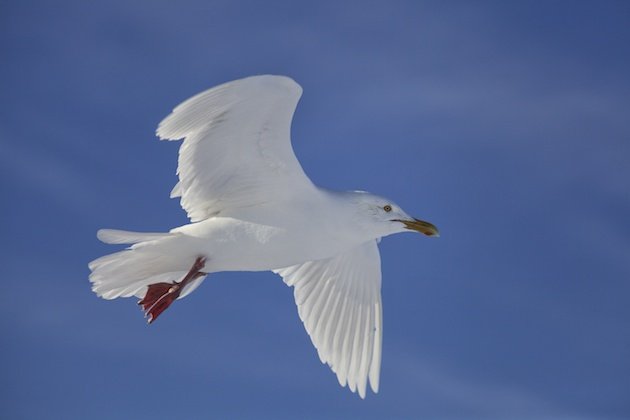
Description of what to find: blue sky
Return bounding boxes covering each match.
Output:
[1,1,629,418]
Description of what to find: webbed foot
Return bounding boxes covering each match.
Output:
[138,256,207,323]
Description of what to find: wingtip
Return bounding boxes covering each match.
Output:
[154,74,302,141]
[369,379,380,394]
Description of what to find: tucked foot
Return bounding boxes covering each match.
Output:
[138,256,207,324]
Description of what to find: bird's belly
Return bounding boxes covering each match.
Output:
[172,217,357,272]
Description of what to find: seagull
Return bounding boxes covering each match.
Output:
[89,75,438,398]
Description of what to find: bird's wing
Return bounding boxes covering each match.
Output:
[273,240,383,398]
[157,75,316,222]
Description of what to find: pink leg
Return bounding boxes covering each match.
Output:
[138,256,207,324]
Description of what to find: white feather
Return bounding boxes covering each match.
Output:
[89,232,206,300]
[274,240,383,399]
[97,229,171,245]
[156,75,316,222]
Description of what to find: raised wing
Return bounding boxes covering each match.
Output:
[274,240,383,398]
[157,75,316,222]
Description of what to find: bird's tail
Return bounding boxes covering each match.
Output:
[89,229,205,300]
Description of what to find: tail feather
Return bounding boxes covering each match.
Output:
[97,229,171,245]
[89,230,206,301]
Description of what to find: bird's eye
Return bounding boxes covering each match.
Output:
[383,205,392,212]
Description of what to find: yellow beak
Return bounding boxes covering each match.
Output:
[394,218,439,237]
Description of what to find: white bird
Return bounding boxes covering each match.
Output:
[89,75,438,398]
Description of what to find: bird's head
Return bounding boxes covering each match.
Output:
[350,191,439,239]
